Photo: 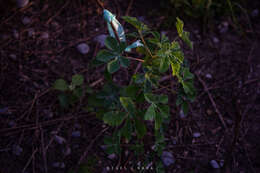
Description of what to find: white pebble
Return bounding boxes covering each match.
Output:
[28,28,35,37]
[13,30,19,39]
[16,0,29,8]
[9,54,17,60]
[108,153,117,160]
[205,73,212,79]
[179,109,186,119]
[62,147,71,156]
[210,160,220,169]
[41,32,49,39]
[77,43,89,54]
[22,17,31,25]
[52,162,65,168]
[94,34,108,47]
[161,151,175,166]
[193,132,201,138]
[54,135,66,144]
[71,131,81,137]
[212,37,219,43]
[12,145,23,156]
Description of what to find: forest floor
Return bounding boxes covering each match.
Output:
[0,0,259,173]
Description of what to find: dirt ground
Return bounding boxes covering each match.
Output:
[0,0,259,173]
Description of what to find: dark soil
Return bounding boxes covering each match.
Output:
[0,0,259,173]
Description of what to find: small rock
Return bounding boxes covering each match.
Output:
[210,160,220,169]
[54,135,66,144]
[0,107,8,114]
[16,0,29,8]
[108,153,117,160]
[205,73,212,79]
[13,30,19,39]
[212,37,219,44]
[179,109,186,119]
[28,28,35,37]
[12,145,23,156]
[9,54,17,60]
[161,151,175,167]
[193,132,201,138]
[251,9,259,17]
[76,43,89,54]
[22,17,31,25]
[62,147,71,156]
[94,34,108,47]
[171,137,177,145]
[8,120,16,127]
[71,131,81,137]
[41,32,49,39]
[52,162,65,168]
[206,109,213,115]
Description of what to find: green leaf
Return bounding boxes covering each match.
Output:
[120,97,135,115]
[72,87,84,98]
[119,56,130,68]
[134,117,146,139]
[71,74,84,86]
[105,36,118,50]
[144,104,156,120]
[181,101,189,115]
[96,50,117,62]
[122,16,149,31]
[155,112,163,130]
[182,80,195,95]
[171,61,181,77]
[159,57,170,73]
[103,111,126,126]
[58,93,69,108]
[181,31,193,50]
[158,105,170,118]
[183,67,194,80]
[144,93,168,104]
[107,58,120,74]
[120,85,139,98]
[121,118,132,141]
[176,17,184,37]
[53,79,69,91]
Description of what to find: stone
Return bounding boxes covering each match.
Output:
[205,73,212,79]
[108,153,117,160]
[16,0,29,8]
[161,151,175,167]
[210,160,220,169]
[251,9,259,17]
[52,162,65,168]
[13,30,19,39]
[54,135,66,144]
[212,37,219,44]
[41,32,49,39]
[9,54,17,60]
[62,147,71,156]
[71,131,81,137]
[94,34,108,47]
[22,17,31,25]
[28,28,35,37]
[179,109,186,119]
[76,43,89,54]
[12,145,23,156]
[193,132,201,138]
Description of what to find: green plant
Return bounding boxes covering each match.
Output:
[53,74,85,109]
[89,9,196,171]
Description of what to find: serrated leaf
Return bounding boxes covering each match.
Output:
[119,56,130,68]
[144,104,156,120]
[105,36,118,50]
[107,58,120,74]
[96,50,117,62]
[158,95,168,104]
[122,16,149,31]
[103,111,126,126]
[72,87,84,98]
[120,97,135,115]
[71,74,84,86]
[53,79,69,91]
[134,117,146,139]
[182,80,195,95]
[176,17,184,37]
[159,57,170,73]
[144,93,168,104]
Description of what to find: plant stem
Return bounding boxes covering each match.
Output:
[127,56,144,62]
[138,30,154,58]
